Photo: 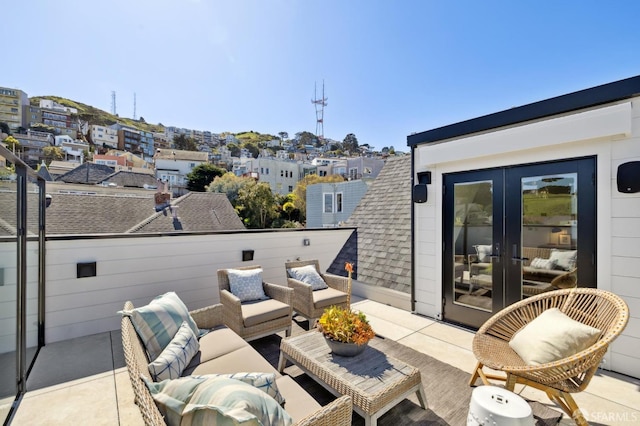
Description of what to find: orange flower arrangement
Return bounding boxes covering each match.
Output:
[318,305,375,346]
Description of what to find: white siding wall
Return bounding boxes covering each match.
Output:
[0,229,352,352]
[413,99,640,378]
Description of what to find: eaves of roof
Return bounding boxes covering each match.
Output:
[407,74,640,147]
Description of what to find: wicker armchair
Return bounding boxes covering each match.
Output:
[285,259,350,328]
[217,265,293,341]
[121,302,353,426]
[469,288,629,426]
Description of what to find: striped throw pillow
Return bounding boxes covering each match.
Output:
[144,375,293,426]
[122,292,199,361]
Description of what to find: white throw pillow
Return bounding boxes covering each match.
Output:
[509,308,601,365]
[474,245,493,263]
[549,249,577,271]
[227,268,267,302]
[120,292,199,361]
[144,375,293,426]
[530,257,557,270]
[287,264,328,290]
[148,321,200,381]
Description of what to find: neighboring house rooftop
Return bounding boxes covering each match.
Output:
[55,162,115,184]
[44,191,244,235]
[97,170,159,188]
[127,192,245,233]
[330,156,412,293]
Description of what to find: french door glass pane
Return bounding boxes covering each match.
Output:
[521,173,578,298]
[453,181,493,312]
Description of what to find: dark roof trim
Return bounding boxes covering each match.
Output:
[407,75,640,147]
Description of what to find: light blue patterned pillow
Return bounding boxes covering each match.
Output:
[148,321,200,381]
[191,372,284,405]
[121,292,199,361]
[288,264,328,291]
[144,375,293,426]
[227,268,267,302]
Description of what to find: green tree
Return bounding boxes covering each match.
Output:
[237,181,278,228]
[42,146,64,164]
[343,133,359,154]
[30,123,57,135]
[226,143,241,157]
[242,141,259,158]
[186,163,226,192]
[292,174,345,223]
[0,122,10,135]
[3,135,20,152]
[295,131,317,147]
[278,131,288,144]
[173,134,198,151]
[208,172,253,207]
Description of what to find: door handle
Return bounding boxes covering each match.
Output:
[489,243,500,260]
[511,244,529,262]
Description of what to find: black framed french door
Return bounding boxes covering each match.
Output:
[443,157,596,329]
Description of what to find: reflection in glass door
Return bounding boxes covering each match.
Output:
[518,173,578,298]
[443,170,503,328]
[443,157,596,329]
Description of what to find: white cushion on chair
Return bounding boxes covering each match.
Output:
[227,268,268,302]
[509,308,601,365]
[287,264,328,290]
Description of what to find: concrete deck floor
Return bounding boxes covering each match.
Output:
[7,298,640,425]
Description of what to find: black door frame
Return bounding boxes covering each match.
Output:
[442,156,596,329]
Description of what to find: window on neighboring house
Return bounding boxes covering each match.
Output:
[336,192,343,212]
[281,170,284,177]
[190,163,196,168]
[323,193,333,213]
[288,185,293,193]
[349,168,358,179]
[266,168,269,175]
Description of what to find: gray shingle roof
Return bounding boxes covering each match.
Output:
[97,171,158,188]
[329,156,412,294]
[128,192,244,233]
[55,163,115,184]
[44,191,244,235]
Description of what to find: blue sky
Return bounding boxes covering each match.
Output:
[3,1,639,152]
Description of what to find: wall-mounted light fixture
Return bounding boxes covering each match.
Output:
[45,194,52,208]
[412,171,431,203]
[303,238,310,246]
[77,261,97,278]
[242,250,254,262]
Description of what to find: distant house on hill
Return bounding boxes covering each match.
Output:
[154,149,209,196]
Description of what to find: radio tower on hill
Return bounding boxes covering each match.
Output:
[311,81,327,140]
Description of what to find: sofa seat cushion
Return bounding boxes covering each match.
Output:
[241,299,290,328]
[184,344,277,377]
[313,287,349,309]
[276,375,322,422]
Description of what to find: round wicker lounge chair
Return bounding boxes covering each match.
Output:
[469,288,629,426]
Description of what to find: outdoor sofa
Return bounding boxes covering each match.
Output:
[121,296,352,426]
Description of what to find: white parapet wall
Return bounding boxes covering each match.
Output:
[0,228,354,352]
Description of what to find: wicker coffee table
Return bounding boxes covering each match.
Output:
[278,331,427,426]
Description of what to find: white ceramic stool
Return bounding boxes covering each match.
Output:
[467,385,534,425]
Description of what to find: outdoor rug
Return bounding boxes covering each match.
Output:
[251,319,563,426]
